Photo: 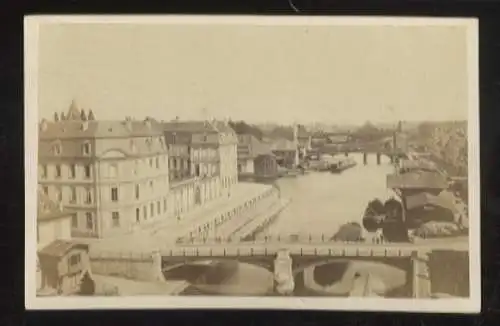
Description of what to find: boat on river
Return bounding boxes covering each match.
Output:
[329,157,357,174]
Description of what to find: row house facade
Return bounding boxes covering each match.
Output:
[38,102,170,238]
[163,119,238,215]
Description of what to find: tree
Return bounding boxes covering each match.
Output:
[54,112,59,121]
[417,121,434,140]
[228,120,264,140]
[80,109,87,121]
[60,112,66,120]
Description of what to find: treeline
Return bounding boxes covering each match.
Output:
[228,120,264,140]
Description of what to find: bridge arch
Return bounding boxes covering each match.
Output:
[290,255,412,277]
[162,256,275,274]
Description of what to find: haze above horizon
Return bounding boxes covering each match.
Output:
[38,22,471,125]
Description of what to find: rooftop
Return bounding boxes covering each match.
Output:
[38,239,89,258]
[40,101,165,140]
[387,171,448,190]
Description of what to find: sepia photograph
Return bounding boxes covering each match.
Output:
[24,15,480,312]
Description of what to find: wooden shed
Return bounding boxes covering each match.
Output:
[37,239,92,295]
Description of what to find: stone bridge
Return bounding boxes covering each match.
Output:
[160,240,468,298]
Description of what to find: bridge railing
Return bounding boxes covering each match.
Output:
[175,233,380,245]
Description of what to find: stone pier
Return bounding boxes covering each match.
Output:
[411,250,431,298]
[274,250,294,295]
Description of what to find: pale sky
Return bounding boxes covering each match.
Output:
[38,22,470,125]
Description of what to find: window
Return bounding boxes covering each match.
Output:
[156,157,160,169]
[70,187,77,203]
[40,165,47,178]
[84,165,91,179]
[130,140,137,153]
[71,215,78,228]
[133,160,139,175]
[55,165,61,178]
[68,254,81,267]
[157,201,161,215]
[143,206,147,220]
[111,187,118,202]
[135,184,140,199]
[150,203,155,217]
[85,189,92,204]
[112,212,120,227]
[149,158,153,167]
[69,164,76,179]
[164,198,167,212]
[85,212,93,230]
[109,164,118,178]
[136,208,140,222]
[195,164,200,177]
[149,180,154,190]
[82,142,91,155]
[55,187,62,202]
[42,186,48,195]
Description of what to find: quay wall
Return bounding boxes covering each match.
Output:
[89,250,164,283]
[177,184,279,241]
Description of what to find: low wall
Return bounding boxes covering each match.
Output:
[89,250,165,283]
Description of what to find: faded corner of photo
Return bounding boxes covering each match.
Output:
[24,15,480,313]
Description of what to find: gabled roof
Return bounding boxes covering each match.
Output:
[401,159,438,172]
[387,171,448,190]
[405,191,458,212]
[38,239,89,258]
[238,134,273,157]
[270,138,297,151]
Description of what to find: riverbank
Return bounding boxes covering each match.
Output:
[81,182,277,255]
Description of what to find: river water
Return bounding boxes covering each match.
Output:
[265,153,396,237]
[176,153,410,296]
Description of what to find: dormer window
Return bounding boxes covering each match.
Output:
[39,119,48,132]
[82,142,91,156]
[52,143,62,156]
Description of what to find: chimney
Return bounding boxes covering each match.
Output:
[124,117,132,130]
[39,119,48,132]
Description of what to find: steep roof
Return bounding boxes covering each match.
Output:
[237,134,273,157]
[270,138,297,151]
[38,239,89,258]
[405,191,458,212]
[39,118,164,140]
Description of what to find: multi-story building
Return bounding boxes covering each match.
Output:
[163,119,238,213]
[38,101,170,238]
[236,134,273,175]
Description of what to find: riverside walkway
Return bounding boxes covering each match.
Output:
[81,183,274,254]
